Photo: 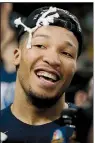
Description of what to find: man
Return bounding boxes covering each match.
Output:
[0,6,83,143]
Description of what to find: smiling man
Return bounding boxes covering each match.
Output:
[0,6,83,143]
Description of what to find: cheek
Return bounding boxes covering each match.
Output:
[26,49,41,64]
[69,62,76,75]
[63,60,77,77]
[18,51,30,78]
[19,49,40,77]
[20,49,36,69]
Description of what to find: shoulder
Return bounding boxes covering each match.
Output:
[0,106,14,132]
[1,108,7,117]
[0,106,11,126]
[1,106,10,116]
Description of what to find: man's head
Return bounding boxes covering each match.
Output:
[13,6,83,108]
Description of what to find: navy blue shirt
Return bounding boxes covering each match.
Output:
[0,103,77,143]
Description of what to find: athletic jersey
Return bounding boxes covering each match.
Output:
[0,103,77,143]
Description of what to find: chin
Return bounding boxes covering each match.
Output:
[27,87,63,109]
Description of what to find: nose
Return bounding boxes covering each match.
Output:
[43,49,61,68]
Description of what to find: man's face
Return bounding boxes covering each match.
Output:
[16,26,78,103]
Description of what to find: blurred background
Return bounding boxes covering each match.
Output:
[0,2,93,109]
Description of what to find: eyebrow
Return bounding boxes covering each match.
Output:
[65,41,77,49]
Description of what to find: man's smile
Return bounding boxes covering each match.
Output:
[36,71,59,82]
[34,67,62,88]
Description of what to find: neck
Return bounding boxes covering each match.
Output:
[12,78,67,125]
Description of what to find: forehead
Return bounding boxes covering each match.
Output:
[33,26,78,46]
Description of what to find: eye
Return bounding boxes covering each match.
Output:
[35,45,45,49]
[62,52,73,58]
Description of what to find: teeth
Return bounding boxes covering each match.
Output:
[36,71,57,81]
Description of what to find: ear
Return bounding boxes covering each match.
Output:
[13,48,21,66]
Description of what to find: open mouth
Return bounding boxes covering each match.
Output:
[35,70,60,83]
